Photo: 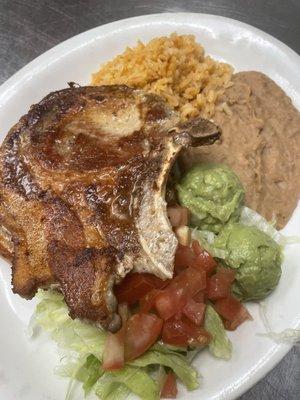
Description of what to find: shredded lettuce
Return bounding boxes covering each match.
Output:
[191,229,227,259]
[156,365,167,392]
[95,366,160,400]
[240,206,300,245]
[259,329,300,344]
[204,305,232,360]
[152,342,188,355]
[258,302,300,345]
[95,374,130,400]
[104,384,129,400]
[94,365,162,400]
[111,366,159,400]
[193,229,215,245]
[77,355,104,395]
[35,289,106,359]
[34,289,201,400]
[130,350,199,390]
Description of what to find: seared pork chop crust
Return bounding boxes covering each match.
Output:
[0,85,220,329]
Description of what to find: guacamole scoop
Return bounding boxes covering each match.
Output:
[215,223,282,301]
[177,164,244,233]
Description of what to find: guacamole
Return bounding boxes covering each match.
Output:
[177,164,244,233]
[215,223,282,301]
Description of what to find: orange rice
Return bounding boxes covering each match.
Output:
[92,33,233,120]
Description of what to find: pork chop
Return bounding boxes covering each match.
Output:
[0,85,220,330]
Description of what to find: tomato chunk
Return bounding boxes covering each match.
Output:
[182,298,206,326]
[161,372,178,398]
[155,287,187,320]
[103,331,124,371]
[192,326,211,346]
[191,240,200,255]
[218,267,235,282]
[174,244,194,272]
[167,206,189,227]
[214,296,252,330]
[175,242,217,275]
[162,318,192,346]
[207,268,235,300]
[193,291,205,303]
[191,241,218,274]
[162,317,211,347]
[124,313,163,361]
[155,268,206,320]
[115,273,169,305]
[170,267,206,297]
[140,289,161,313]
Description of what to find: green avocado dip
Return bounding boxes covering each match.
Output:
[215,223,282,301]
[177,164,244,233]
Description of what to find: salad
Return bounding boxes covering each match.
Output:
[33,163,285,400]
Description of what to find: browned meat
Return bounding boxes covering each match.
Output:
[0,85,220,330]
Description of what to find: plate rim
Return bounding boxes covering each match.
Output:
[0,12,299,103]
[0,12,299,400]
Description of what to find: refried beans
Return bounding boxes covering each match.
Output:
[181,71,300,228]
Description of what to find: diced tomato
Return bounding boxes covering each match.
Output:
[102,331,124,371]
[155,268,206,320]
[214,296,245,320]
[207,274,227,300]
[167,206,189,227]
[173,310,183,320]
[193,251,217,274]
[214,296,252,330]
[191,240,202,255]
[115,273,169,305]
[139,289,162,313]
[193,291,205,303]
[170,267,206,297]
[191,241,218,274]
[182,298,206,326]
[161,372,178,398]
[124,313,163,361]
[217,267,235,282]
[174,244,194,272]
[223,305,252,330]
[207,268,236,300]
[192,326,211,346]
[155,287,187,320]
[162,317,211,347]
[175,242,217,275]
[162,318,192,346]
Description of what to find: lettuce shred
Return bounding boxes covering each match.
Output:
[204,305,232,360]
[240,206,300,246]
[34,289,201,399]
[191,229,227,259]
[129,349,199,390]
[258,302,300,345]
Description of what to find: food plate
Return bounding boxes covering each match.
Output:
[0,12,299,400]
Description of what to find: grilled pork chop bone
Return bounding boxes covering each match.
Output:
[0,85,220,331]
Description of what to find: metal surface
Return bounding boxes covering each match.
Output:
[0,1,299,399]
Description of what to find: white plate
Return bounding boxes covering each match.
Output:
[0,13,299,400]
